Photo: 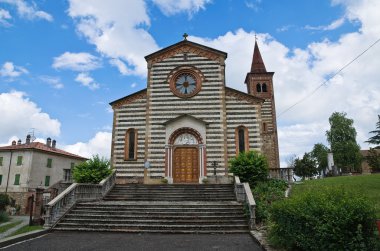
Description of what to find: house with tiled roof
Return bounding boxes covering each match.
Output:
[0,135,87,214]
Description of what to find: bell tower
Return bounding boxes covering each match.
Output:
[245,40,280,169]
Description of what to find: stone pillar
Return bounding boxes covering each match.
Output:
[33,188,44,223]
[165,145,173,184]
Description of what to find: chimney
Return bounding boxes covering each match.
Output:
[17,139,21,145]
[52,140,56,149]
[26,134,31,145]
[46,137,51,147]
[12,140,16,146]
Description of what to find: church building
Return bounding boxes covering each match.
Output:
[110,36,279,184]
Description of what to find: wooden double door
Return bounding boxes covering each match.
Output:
[173,147,199,183]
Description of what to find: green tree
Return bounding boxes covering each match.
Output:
[293,153,318,179]
[326,112,361,173]
[229,150,269,185]
[73,155,112,184]
[365,115,380,148]
[310,143,329,174]
[366,148,380,172]
[0,194,10,211]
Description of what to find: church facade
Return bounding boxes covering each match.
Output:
[110,38,279,183]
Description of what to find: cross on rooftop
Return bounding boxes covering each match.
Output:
[183,33,188,40]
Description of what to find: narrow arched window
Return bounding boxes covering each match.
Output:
[256,83,261,92]
[125,128,137,160]
[235,126,249,155]
[238,128,245,153]
[263,122,267,132]
[262,83,267,92]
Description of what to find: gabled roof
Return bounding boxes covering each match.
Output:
[109,88,147,108]
[0,142,87,160]
[145,39,227,64]
[225,87,265,104]
[250,40,267,73]
[163,114,209,126]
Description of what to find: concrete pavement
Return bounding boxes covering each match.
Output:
[1,231,264,251]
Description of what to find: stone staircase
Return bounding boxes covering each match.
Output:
[53,184,249,233]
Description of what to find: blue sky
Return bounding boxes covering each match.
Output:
[1,0,379,166]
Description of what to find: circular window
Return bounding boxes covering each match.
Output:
[169,70,201,98]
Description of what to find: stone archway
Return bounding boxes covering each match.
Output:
[165,128,206,184]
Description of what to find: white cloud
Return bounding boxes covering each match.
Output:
[109,58,131,75]
[52,52,101,72]
[68,0,159,77]
[131,83,137,88]
[189,0,380,166]
[152,0,212,16]
[0,0,53,21]
[75,72,100,90]
[0,61,28,78]
[245,0,261,11]
[305,17,346,31]
[63,131,111,159]
[278,122,329,167]
[0,91,60,144]
[0,8,12,26]
[39,76,64,89]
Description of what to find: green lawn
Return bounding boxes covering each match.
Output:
[291,174,380,218]
[0,220,22,233]
[9,225,43,237]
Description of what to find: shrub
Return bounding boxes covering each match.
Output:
[0,211,9,223]
[269,187,378,251]
[0,194,10,211]
[252,179,287,224]
[73,155,112,184]
[229,150,269,185]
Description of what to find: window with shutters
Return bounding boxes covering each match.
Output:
[14,174,20,185]
[45,176,50,186]
[47,158,52,168]
[16,156,23,166]
[63,169,72,182]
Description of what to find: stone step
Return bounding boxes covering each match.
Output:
[52,183,249,234]
[113,184,234,188]
[61,218,248,225]
[105,193,235,197]
[64,214,246,220]
[73,206,243,211]
[74,204,242,209]
[107,191,234,195]
[53,228,248,234]
[69,210,245,216]
[110,188,234,192]
[103,196,237,201]
[55,223,249,231]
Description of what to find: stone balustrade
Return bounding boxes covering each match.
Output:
[233,176,256,229]
[43,169,116,228]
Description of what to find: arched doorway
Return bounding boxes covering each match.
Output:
[166,128,206,184]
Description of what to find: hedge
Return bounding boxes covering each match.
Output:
[269,187,379,251]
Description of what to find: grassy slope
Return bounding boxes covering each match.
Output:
[9,225,43,237]
[291,174,380,218]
